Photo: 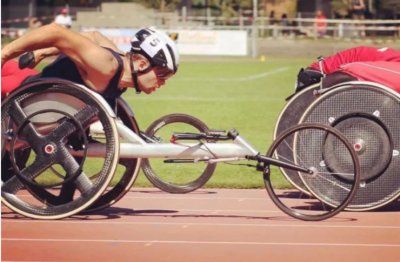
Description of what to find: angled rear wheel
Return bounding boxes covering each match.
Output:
[1,80,119,219]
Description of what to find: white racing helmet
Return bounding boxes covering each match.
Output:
[129,27,179,93]
[131,27,179,71]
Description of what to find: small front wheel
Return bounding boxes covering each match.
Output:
[142,114,216,194]
[264,123,361,221]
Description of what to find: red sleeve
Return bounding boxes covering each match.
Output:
[309,46,400,74]
[340,61,400,93]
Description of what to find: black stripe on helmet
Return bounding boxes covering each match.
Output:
[166,44,177,73]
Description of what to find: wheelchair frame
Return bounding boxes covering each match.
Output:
[1,78,362,220]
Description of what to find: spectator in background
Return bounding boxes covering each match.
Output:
[280,13,290,36]
[54,8,72,28]
[350,0,366,20]
[350,0,366,37]
[315,10,327,38]
[269,10,277,25]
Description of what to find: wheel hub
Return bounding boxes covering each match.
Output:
[353,139,365,154]
[44,144,56,154]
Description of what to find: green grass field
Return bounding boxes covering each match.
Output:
[126,56,310,188]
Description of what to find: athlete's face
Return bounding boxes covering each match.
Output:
[133,55,169,94]
[137,69,166,94]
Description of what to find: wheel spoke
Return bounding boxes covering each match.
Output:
[58,146,94,194]
[2,157,51,194]
[8,101,43,146]
[74,173,94,194]
[51,105,99,141]
[2,176,25,194]
[57,183,77,203]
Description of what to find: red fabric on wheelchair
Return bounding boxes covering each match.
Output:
[1,60,38,98]
[309,46,400,74]
[340,61,400,93]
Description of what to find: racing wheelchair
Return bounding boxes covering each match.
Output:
[1,78,362,221]
[275,79,400,211]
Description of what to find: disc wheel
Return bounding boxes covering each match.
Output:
[299,84,400,210]
[141,114,216,194]
[264,123,361,221]
[1,79,119,219]
[273,84,318,195]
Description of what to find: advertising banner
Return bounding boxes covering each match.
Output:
[81,27,248,56]
[175,30,247,56]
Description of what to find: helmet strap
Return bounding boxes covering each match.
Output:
[129,52,141,94]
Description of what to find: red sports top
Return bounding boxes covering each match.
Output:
[340,61,400,93]
[309,46,400,74]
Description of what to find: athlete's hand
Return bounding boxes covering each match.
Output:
[18,51,36,69]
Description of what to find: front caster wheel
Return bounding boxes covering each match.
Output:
[141,114,217,194]
[264,123,361,221]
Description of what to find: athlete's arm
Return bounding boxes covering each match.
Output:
[2,23,119,92]
[80,31,123,53]
[24,31,122,68]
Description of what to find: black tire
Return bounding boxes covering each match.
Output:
[264,123,361,221]
[1,79,119,219]
[141,114,216,194]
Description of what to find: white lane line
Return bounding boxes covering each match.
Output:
[3,261,42,262]
[177,67,289,82]
[124,209,281,213]
[123,196,268,200]
[3,238,400,247]
[127,96,283,102]
[3,220,400,229]
[12,194,270,200]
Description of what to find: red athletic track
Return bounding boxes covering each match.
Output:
[2,188,400,262]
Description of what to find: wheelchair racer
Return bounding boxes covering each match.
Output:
[1,24,179,102]
[295,46,400,93]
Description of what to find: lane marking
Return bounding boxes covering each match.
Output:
[177,67,289,82]
[122,196,269,200]
[3,238,400,247]
[3,220,400,229]
[11,194,271,200]
[127,96,283,102]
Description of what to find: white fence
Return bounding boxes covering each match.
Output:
[154,15,400,39]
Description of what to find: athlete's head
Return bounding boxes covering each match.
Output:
[128,27,179,94]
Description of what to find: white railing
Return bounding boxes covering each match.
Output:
[153,15,400,39]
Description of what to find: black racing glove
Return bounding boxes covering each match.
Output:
[18,51,35,69]
[295,68,324,93]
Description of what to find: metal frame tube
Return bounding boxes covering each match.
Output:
[74,122,260,160]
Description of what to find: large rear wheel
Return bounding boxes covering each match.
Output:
[1,80,119,219]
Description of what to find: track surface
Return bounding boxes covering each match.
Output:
[2,188,400,261]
